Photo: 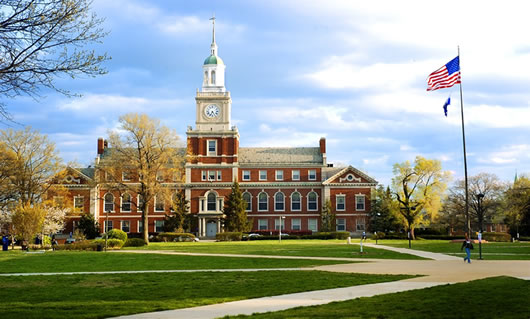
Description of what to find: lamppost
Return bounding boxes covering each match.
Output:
[375,212,381,245]
[105,209,110,252]
[278,216,285,243]
[477,193,484,260]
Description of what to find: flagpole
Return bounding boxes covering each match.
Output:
[458,46,471,237]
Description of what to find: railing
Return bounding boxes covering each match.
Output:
[196,91,230,97]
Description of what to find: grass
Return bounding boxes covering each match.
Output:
[0,250,359,273]
[125,240,425,259]
[375,239,530,260]
[226,276,530,319]
[0,271,414,319]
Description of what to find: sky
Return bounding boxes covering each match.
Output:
[4,0,530,186]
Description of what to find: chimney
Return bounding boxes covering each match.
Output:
[319,137,327,166]
[319,137,326,154]
[97,138,104,155]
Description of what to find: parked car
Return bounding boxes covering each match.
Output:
[65,238,76,244]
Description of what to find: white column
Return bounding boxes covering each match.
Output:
[198,217,202,237]
[201,218,206,237]
[217,219,221,233]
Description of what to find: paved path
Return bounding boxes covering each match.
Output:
[109,247,530,319]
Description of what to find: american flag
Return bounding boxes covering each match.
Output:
[426,56,461,91]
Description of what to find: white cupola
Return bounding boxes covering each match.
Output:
[202,15,226,92]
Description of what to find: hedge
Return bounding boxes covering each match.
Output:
[216,232,242,241]
[483,232,511,242]
[371,232,386,240]
[157,232,196,242]
[417,235,466,240]
[93,238,125,248]
[123,238,146,247]
[55,241,98,251]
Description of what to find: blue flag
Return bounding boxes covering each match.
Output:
[443,97,450,117]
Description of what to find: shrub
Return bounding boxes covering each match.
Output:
[418,235,466,240]
[371,232,386,240]
[216,232,242,241]
[157,232,196,242]
[55,241,98,251]
[93,238,124,249]
[123,238,146,247]
[483,232,511,242]
[519,236,530,241]
[107,229,128,242]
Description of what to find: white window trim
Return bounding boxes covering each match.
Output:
[355,194,366,211]
[243,192,252,212]
[137,195,143,213]
[137,221,143,233]
[275,170,283,181]
[356,218,366,231]
[154,196,164,212]
[207,139,217,156]
[121,193,132,212]
[259,170,267,181]
[258,192,268,212]
[308,169,317,181]
[291,218,301,231]
[122,171,131,182]
[290,192,302,211]
[274,191,285,212]
[73,195,84,212]
[103,193,115,213]
[242,170,251,181]
[104,220,113,232]
[121,220,130,233]
[336,194,346,211]
[208,170,216,181]
[217,170,222,181]
[207,191,218,211]
[308,218,318,232]
[274,218,285,231]
[155,220,164,233]
[336,218,346,231]
[258,219,268,230]
[307,191,318,211]
[201,171,207,181]
[292,170,300,181]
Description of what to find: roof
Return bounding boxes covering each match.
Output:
[204,55,224,65]
[239,147,323,165]
[323,165,378,185]
[76,167,95,180]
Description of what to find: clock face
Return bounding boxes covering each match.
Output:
[204,104,220,118]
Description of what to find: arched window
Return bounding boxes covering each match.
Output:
[121,193,131,212]
[211,70,216,85]
[207,192,217,211]
[291,192,301,211]
[242,192,252,211]
[204,71,208,85]
[307,191,318,211]
[274,192,285,211]
[258,192,268,211]
[104,193,114,212]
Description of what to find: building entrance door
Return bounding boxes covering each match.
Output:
[206,220,217,237]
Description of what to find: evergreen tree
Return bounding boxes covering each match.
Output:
[164,190,190,232]
[320,199,335,232]
[223,181,251,232]
[77,213,100,239]
[370,185,401,233]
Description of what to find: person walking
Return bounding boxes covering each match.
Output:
[461,233,473,263]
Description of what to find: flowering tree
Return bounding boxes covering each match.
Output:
[42,206,68,235]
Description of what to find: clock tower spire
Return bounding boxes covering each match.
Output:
[202,14,225,93]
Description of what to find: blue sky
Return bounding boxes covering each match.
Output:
[5,0,530,186]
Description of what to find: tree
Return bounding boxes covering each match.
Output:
[391,156,450,239]
[504,175,530,237]
[164,189,190,232]
[103,113,185,244]
[11,202,46,244]
[370,185,401,234]
[0,0,109,119]
[223,181,251,232]
[320,199,335,232]
[42,206,67,235]
[77,213,99,239]
[442,173,506,234]
[0,127,64,205]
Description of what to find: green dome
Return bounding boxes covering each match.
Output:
[204,55,224,65]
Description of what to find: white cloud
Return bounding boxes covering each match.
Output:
[58,94,186,114]
[478,144,530,165]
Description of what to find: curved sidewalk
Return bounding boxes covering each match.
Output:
[361,243,462,260]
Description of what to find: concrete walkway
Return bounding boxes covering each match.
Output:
[109,247,530,319]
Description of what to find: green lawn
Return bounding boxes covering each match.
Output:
[375,239,530,260]
[125,240,425,259]
[226,276,530,319]
[0,271,414,319]
[0,250,357,273]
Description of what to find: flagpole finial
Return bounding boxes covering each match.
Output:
[209,14,216,45]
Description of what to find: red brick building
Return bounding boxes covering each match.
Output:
[56,22,377,238]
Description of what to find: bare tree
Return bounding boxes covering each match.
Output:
[102,113,185,244]
[0,0,109,119]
